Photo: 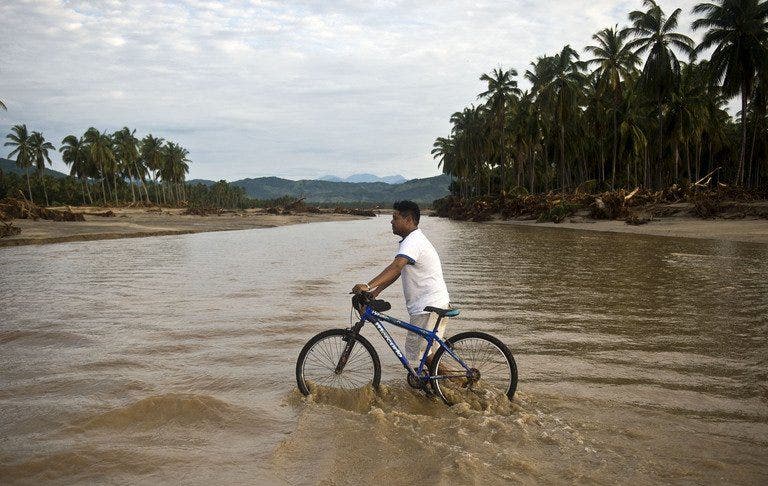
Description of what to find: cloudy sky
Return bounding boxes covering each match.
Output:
[1,0,704,181]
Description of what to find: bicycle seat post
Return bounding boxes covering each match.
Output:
[431,315,443,334]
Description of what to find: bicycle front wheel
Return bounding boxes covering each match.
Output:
[429,331,517,406]
[296,329,381,396]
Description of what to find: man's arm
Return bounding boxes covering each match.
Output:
[352,256,409,296]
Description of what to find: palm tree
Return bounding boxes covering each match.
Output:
[432,136,457,183]
[4,124,34,200]
[692,0,768,185]
[29,131,55,206]
[626,0,695,183]
[140,134,165,204]
[585,26,641,188]
[83,127,115,205]
[0,100,6,111]
[161,141,191,204]
[478,67,521,195]
[664,62,708,182]
[526,46,585,189]
[114,127,141,204]
[60,134,92,204]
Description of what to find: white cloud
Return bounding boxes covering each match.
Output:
[0,0,706,181]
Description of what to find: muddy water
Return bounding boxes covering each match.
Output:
[1,217,766,485]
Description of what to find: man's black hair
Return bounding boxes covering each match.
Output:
[393,200,420,224]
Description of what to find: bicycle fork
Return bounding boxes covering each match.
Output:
[335,320,364,374]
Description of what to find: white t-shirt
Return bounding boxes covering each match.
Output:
[396,228,450,316]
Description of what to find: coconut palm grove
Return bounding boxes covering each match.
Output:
[432,0,768,200]
[2,0,768,212]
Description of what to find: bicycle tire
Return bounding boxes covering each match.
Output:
[429,331,517,405]
[296,329,381,396]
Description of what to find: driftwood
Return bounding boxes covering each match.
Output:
[624,187,640,202]
[285,197,307,211]
[0,221,21,238]
[694,167,721,186]
[83,210,116,217]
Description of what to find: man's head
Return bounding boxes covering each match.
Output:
[391,200,420,237]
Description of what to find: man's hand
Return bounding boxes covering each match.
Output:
[351,283,370,294]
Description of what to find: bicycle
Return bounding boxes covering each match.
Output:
[296,291,518,405]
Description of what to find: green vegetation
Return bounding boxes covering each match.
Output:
[3,125,192,207]
[433,0,768,197]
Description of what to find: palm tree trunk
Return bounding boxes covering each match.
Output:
[99,162,107,205]
[738,86,747,185]
[40,172,49,206]
[674,143,679,183]
[127,167,136,203]
[132,161,149,204]
[696,141,702,182]
[153,176,161,204]
[644,149,649,189]
[112,171,119,205]
[559,125,566,190]
[748,113,759,188]
[25,168,32,202]
[529,146,535,192]
[85,178,93,205]
[612,109,617,189]
[658,102,664,187]
[80,179,87,205]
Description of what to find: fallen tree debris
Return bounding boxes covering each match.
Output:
[433,185,767,223]
[0,198,85,222]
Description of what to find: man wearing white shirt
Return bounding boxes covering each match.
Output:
[352,200,451,366]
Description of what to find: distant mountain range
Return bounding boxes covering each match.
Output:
[225,175,450,203]
[318,173,407,184]
[1,157,68,178]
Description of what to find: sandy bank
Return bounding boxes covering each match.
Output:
[498,214,768,244]
[0,207,368,247]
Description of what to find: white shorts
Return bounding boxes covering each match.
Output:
[404,304,450,365]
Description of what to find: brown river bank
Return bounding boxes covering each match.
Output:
[0,206,367,247]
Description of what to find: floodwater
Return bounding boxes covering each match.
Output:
[1,217,767,485]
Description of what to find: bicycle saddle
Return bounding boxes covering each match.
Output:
[423,306,460,317]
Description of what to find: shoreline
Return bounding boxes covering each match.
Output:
[0,207,368,248]
[2,206,767,247]
[494,214,768,244]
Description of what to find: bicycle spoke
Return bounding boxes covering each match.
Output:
[434,335,514,405]
[300,333,376,391]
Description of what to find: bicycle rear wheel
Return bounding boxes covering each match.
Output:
[296,329,381,396]
[429,331,517,406]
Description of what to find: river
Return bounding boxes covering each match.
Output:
[1,216,766,484]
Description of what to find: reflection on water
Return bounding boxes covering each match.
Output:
[1,218,767,484]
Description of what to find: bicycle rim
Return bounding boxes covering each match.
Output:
[299,333,377,392]
[433,336,515,405]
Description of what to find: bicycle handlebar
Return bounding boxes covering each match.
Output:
[351,291,391,313]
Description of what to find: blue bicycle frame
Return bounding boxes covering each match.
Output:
[359,305,471,381]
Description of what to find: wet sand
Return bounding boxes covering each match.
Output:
[0,207,368,247]
[500,214,768,244]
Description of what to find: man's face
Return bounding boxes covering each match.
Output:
[391,210,412,237]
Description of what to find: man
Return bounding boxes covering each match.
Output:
[352,200,450,367]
